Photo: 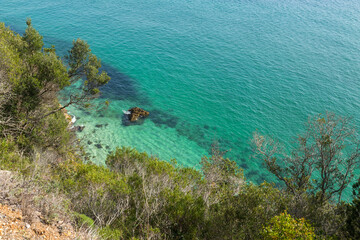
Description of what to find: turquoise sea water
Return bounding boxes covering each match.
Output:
[2,0,360,184]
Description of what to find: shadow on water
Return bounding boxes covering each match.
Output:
[143,107,213,152]
[145,108,220,155]
[148,109,179,128]
[99,63,148,104]
[145,108,244,160]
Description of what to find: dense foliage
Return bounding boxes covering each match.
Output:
[262,211,315,240]
[1,20,360,239]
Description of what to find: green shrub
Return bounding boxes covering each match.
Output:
[0,138,30,171]
[262,211,315,240]
[158,187,205,239]
[74,213,95,228]
[99,226,123,239]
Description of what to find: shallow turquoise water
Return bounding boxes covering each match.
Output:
[2,0,360,184]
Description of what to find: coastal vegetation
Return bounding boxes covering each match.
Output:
[1,20,360,239]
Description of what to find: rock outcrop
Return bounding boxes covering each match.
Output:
[128,107,149,122]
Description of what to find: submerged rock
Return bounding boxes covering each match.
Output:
[149,109,178,128]
[128,107,149,122]
[70,125,85,132]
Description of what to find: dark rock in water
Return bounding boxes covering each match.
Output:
[204,125,210,130]
[106,145,110,149]
[128,107,149,122]
[87,140,92,145]
[92,129,96,133]
[95,123,109,128]
[70,125,85,132]
[95,144,102,149]
[122,114,145,126]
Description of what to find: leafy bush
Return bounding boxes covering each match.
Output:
[0,138,30,171]
[74,213,95,228]
[262,211,315,240]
